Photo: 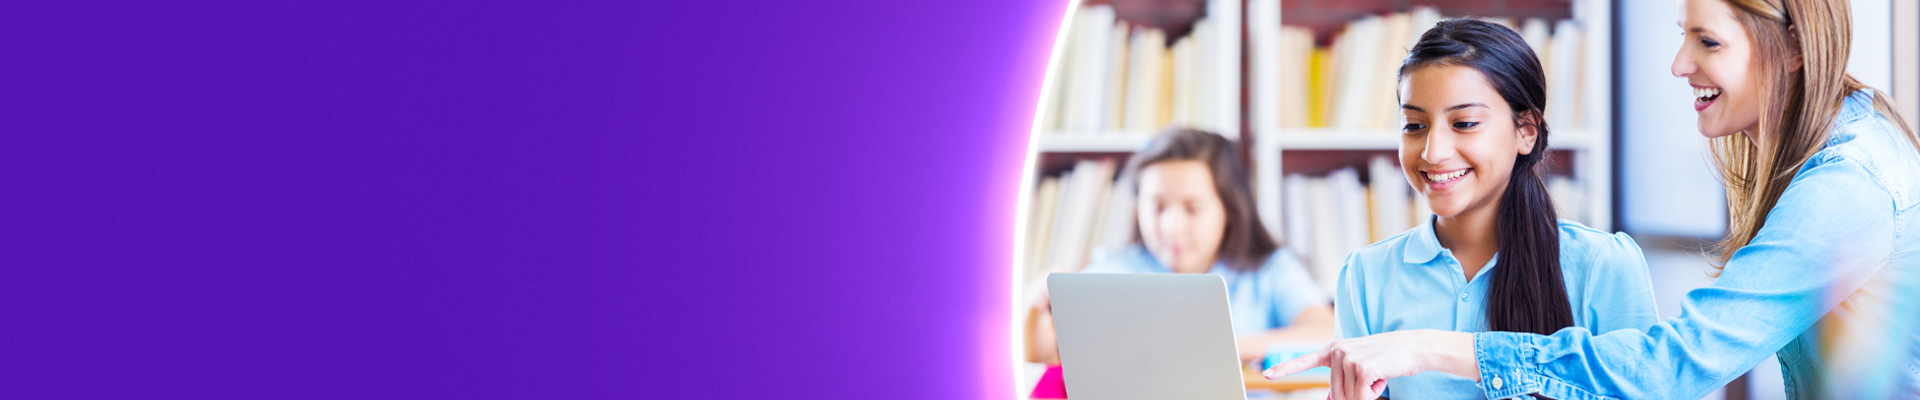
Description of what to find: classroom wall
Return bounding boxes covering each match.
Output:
[1618,0,1728,238]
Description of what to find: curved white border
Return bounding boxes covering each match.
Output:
[1009,1,1085,397]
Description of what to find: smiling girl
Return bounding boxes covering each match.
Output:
[1326,19,1658,400]
[1265,0,1920,399]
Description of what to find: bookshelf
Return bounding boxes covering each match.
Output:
[1022,0,1246,287]
[1023,0,1613,284]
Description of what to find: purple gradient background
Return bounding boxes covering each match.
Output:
[1,0,1064,397]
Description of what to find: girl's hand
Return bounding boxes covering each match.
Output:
[1260,330,1478,400]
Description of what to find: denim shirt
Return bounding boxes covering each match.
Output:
[1338,219,1659,400]
[1082,245,1329,335]
[1474,90,1920,399]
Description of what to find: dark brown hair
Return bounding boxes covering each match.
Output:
[1122,127,1279,272]
[1401,19,1574,335]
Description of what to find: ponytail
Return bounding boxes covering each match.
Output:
[1486,115,1574,334]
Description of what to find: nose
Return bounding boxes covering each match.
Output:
[1158,208,1188,241]
[1671,44,1694,78]
[1422,127,1457,165]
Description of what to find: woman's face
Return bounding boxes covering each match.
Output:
[1673,0,1763,138]
[1399,65,1535,220]
[1136,160,1227,274]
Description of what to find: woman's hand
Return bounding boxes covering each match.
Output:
[1260,330,1478,400]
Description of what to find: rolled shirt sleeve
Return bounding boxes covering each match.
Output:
[1475,156,1899,400]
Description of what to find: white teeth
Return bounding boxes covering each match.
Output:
[1693,87,1721,101]
[1425,169,1468,183]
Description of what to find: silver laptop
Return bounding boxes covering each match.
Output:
[1048,273,1246,400]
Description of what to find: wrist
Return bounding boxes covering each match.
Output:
[1423,330,1479,381]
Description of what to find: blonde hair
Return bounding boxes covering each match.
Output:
[1710,0,1920,272]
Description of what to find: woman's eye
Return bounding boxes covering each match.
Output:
[1701,38,1720,48]
[1452,121,1479,129]
[1402,123,1427,132]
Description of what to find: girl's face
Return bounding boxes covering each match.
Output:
[1136,160,1227,274]
[1399,65,1536,220]
[1673,0,1764,138]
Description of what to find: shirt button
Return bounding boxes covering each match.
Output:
[1491,376,1504,390]
[1460,293,1469,302]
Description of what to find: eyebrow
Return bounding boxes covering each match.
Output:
[1402,103,1489,113]
[1678,22,1714,36]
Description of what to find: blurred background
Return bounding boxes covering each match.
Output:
[1015,0,1919,398]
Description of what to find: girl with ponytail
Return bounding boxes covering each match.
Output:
[1312,19,1658,399]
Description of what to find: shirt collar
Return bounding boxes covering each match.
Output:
[1403,215,1444,264]
[1828,89,1877,147]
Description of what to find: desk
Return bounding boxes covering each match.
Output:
[1023,365,1330,399]
[1242,368,1330,392]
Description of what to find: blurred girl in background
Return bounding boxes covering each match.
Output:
[1026,128,1334,368]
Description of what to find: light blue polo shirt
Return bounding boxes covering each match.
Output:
[1337,219,1658,400]
[1082,245,1329,335]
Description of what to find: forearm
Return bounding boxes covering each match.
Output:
[1236,328,1329,362]
[1240,305,1338,361]
[1024,307,1060,364]
[1430,330,1478,381]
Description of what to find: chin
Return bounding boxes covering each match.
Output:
[1422,197,1463,218]
[1697,123,1739,138]
[1425,204,1462,219]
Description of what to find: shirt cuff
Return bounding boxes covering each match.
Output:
[1474,332,1614,400]
[1475,331,1542,399]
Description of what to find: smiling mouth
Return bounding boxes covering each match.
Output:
[1694,86,1722,110]
[1423,168,1470,184]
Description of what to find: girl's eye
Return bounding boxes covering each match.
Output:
[1452,121,1479,129]
[1403,123,1427,132]
[1701,38,1721,48]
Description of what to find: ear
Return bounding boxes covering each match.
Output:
[1786,24,1804,72]
[1516,111,1539,155]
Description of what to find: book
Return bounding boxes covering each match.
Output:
[1303,174,1341,292]
[1368,156,1412,242]
[1547,19,1585,132]
[1123,28,1166,132]
[1063,5,1116,132]
[1104,22,1130,131]
[1091,170,1137,259]
[1045,160,1115,273]
[1248,0,1281,136]
[1331,16,1380,130]
[1025,177,1062,280]
[1548,176,1586,226]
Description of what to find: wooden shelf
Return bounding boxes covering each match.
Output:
[1034,131,1155,153]
[1266,128,1596,151]
[1034,128,1596,153]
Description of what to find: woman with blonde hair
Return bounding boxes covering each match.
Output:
[1263,0,1920,399]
